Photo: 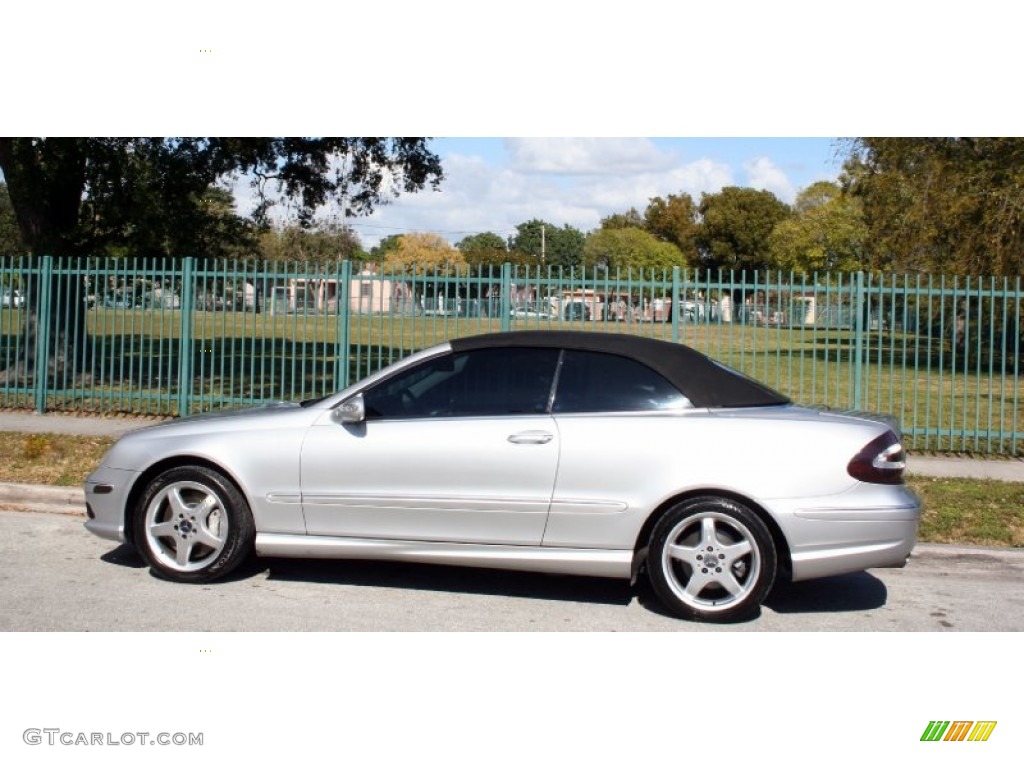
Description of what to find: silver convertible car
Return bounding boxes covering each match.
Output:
[85,331,920,622]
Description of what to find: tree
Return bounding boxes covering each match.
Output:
[140,185,259,261]
[695,187,792,272]
[0,138,442,257]
[583,227,686,272]
[259,219,366,263]
[369,234,403,262]
[841,138,1024,275]
[599,208,645,230]
[2,140,253,259]
[383,233,465,273]
[768,181,868,273]
[0,137,443,384]
[0,183,28,256]
[456,231,509,268]
[644,192,700,261]
[509,219,585,269]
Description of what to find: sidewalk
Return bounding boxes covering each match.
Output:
[1,410,1022,484]
[0,411,162,437]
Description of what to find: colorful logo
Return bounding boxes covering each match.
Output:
[921,721,997,742]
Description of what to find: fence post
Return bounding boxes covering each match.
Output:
[177,257,195,417]
[671,266,681,344]
[335,260,352,389]
[32,254,54,413]
[500,262,512,333]
[852,270,865,410]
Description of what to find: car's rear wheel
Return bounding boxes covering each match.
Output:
[648,497,776,622]
[135,465,254,583]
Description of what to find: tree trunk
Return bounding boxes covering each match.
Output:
[0,140,92,391]
[0,262,91,387]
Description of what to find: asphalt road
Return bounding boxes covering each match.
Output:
[2,509,1022,631]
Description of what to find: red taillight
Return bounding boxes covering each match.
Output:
[847,430,906,484]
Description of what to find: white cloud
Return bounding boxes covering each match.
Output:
[352,149,737,247]
[743,157,797,202]
[505,138,674,175]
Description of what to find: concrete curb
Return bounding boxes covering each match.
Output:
[0,483,86,516]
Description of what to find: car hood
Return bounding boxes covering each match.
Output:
[96,401,319,473]
[127,401,309,437]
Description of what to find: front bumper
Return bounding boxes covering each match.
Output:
[83,467,141,544]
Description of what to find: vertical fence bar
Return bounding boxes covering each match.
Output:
[773,270,783,391]
[52,258,67,410]
[809,271,819,403]
[1011,275,1020,456]
[670,266,681,345]
[938,275,948,451]
[975,277,986,452]
[923,274,934,451]
[995,277,1006,454]
[851,270,865,410]
[177,257,195,417]
[335,260,352,390]
[500,263,512,333]
[905,274,916,442]
[32,255,54,412]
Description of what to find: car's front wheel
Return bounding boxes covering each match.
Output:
[647,497,776,622]
[134,465,255,583]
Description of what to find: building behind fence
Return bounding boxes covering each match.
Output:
[1,255,1022,455]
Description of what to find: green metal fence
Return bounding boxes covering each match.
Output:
[1,255,1022,455]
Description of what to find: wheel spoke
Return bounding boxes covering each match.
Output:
[165,486,191,517]
[720,538,752,564]
[151,520,176,538]
[175,538,194,567]
[700,516,718,548]
[684,569,713,597]
[195,523,225,550]
[716,569,745,597]
[667,543,700,566]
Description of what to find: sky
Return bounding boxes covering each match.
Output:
[234,137,847,249]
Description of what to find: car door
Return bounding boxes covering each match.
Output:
[544,349,695,549]
[301,346,561,545]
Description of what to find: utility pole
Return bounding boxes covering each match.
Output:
[541,224,546,266]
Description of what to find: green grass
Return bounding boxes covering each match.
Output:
[912,476,1024,547]
[0,432,115,486]
[0,430,1020,547]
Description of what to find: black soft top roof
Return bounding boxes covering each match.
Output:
[450,331,790,408]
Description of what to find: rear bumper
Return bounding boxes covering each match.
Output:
[788,518,919,580]
[769,485,921,582]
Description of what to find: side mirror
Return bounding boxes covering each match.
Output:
[333,394,366,424]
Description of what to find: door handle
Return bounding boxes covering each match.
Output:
[507,431,554,445]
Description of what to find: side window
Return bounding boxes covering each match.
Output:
[553,350,688,413]
[363,347,560,420]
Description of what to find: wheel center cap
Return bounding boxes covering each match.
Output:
[179,520,193,534]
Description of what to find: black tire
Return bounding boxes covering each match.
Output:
[647,496,776,622]
[134,465,255,583]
